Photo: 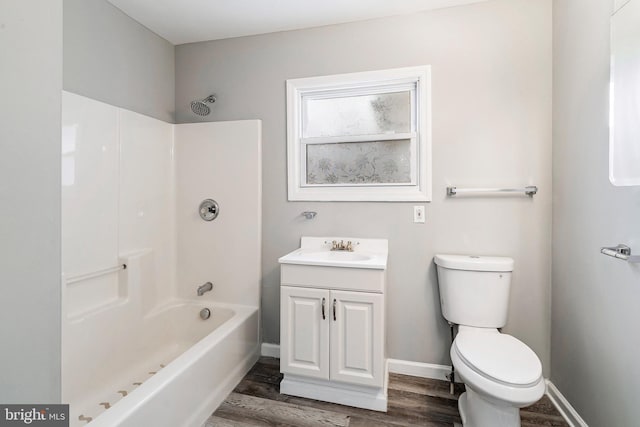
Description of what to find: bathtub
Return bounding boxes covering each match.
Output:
[64,299,259,427]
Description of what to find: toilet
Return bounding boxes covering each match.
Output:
[434,254,545,427]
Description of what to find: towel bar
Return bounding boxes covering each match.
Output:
[446,186,538,197]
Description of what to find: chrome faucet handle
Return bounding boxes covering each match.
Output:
[330,239,357,251]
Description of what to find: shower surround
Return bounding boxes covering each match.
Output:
[61,91,261,426]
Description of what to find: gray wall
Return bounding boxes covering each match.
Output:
[552,0,640,424]
[176,0,553,371]
[0,0,62,402]
[63,0,175,122]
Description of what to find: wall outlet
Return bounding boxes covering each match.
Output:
[413,206,425,223]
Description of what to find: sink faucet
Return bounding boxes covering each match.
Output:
[197,282,213,296]
[331,240,354,252]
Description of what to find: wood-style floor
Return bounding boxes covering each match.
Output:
[204,357,568,427]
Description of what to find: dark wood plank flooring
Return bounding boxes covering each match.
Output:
[205,357,568,427]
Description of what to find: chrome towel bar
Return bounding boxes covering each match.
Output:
[601,244,640,263]
[446,186,538,197]
[66,264,127,285]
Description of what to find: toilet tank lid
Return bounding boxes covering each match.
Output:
[434,254,514,272]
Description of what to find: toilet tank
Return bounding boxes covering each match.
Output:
[434,254,514,328]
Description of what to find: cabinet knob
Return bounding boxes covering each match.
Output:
[333,299,337,321]
[321,298,326,320]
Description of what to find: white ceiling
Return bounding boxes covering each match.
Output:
[107,0,488,45]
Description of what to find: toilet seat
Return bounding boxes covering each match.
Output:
[454,329,542,387]
[450,328,545,407]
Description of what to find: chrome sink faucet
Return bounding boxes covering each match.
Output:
[331,240,354,252]
[197,281,213,296]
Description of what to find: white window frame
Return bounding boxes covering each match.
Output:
[286,66,432,202]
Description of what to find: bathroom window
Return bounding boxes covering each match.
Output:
[286,66,432,201]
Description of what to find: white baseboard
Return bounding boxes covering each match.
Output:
[259,345,457,383]
[261,342,280,358]
[387,358,461,382]
[261,345,583,427]
[545,380,588,427]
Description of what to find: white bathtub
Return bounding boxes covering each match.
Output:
[65,299,259,427]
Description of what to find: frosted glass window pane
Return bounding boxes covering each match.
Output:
[303,91,411,138]
[306,140,411,185]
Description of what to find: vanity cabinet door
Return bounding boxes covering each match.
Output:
[330,290,384,387]
[280,286,330,379]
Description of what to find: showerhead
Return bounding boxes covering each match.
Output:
[190,95,216,116]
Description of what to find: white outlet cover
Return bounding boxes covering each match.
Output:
[413,206,425,223]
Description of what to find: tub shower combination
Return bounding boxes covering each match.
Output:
[61,92,262,426]
[65,269,258,427]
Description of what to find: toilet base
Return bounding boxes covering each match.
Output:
[458,389,521,427]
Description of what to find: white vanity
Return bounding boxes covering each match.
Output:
[278,236,388,411]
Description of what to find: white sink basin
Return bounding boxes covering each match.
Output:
[278,237,388,269]
[304,251,373,262]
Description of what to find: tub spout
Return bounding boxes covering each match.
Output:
[197,282,213,296]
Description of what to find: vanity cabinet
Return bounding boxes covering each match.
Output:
[280,286,384,388]
[278,237,388,412]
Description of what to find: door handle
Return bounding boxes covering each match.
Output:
[321,298,326,320]
[333,299,337,321]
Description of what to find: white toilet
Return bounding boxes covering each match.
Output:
[434,254,545,427]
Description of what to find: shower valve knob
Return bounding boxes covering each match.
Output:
[199,199,220,221]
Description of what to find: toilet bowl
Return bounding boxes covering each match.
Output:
[433,254,545,427]
[451,326,545,427]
